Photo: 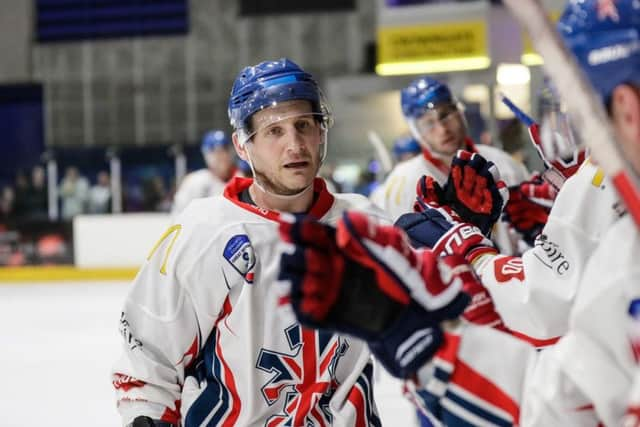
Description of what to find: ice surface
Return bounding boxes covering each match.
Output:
[0,281,417,426]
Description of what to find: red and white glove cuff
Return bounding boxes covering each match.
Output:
[431,223,497,264]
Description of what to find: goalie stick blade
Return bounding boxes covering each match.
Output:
[502,0,640,228]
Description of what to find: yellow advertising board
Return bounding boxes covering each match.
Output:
[376,21,490,75]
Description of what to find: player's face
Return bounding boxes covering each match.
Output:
[244,100,324,195]
[204,147,234,180]
[610,84,640,176]
[414,103,466,157]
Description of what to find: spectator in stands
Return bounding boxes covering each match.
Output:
[0,186,15,224]
[23,165,48,221]
[60,167,89,220]
[12,170,29,217]
[142,176,170,212]
[88,171,111,214]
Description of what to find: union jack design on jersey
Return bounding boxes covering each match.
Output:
[256,324,348,426]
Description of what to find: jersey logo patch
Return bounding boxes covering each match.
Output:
[223,234,256,283]
[256,324,348,426]
[533,234,571,276]
[494,256,525,283]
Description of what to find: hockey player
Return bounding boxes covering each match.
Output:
[278,0,640,425]
[112,58,406,426]
[397,130,621,345]
[171,130,236,215]
[392,135,421,163]
[374,77,528,223]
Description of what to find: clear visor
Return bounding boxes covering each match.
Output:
[237,99,333,145]
[238,111,330,146]
[237,101,331,164]
[539,105,584,167]
[410,101,464,137]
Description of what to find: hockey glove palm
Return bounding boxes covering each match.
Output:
[503,175,554,245]
[415,151,509,236]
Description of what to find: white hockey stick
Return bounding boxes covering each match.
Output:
[502,0,640,227]
[367,130,394,174]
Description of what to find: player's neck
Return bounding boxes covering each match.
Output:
[248,183,314,213]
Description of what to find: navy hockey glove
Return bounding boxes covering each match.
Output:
[278,212,472,378]
[395,207,497,264]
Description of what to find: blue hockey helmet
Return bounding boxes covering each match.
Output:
[201,129,231,153]
[392,135,422,159]
[558,0,640,103]
[227,58,333,135]
[401,77,455,120]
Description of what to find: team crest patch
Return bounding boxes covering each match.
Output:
[223,235,256,283]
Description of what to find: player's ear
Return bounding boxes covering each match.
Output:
[232,132,248,161]
[610,84,640,174]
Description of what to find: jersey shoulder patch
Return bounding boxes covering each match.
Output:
[223,234,256,283]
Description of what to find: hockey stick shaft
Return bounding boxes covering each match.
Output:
[502,0,640,227]
[499,92,542,154]
[367,130,394,174]
[499,93,535,128]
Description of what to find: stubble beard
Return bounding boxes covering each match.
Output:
[253,167,314,196]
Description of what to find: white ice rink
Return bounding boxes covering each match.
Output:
[0,281,417,426]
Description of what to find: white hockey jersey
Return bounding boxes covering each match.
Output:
[172,169,229,215]
[411,211,640,426]
[113,177,388,426]
[473,161,624,344]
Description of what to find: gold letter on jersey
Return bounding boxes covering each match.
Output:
[147,224,182,275]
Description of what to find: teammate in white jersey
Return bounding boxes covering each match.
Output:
[171,130,236,215]
[394,84,621,346]
[375,77,528,223]
[112,59,391,426]
[278,1,640,425]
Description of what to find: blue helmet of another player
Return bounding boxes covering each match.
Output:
[227,58,333,140]
[558,0,640,103]
[392,135,421,160]
[400,77,468,158]
[237,158,251,174]
[201,129,231,154]
[400,77,455,120]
